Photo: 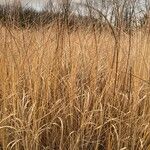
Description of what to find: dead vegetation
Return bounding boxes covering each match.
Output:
[0,0,150,150]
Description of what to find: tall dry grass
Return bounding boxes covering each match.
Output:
[0,20,150,150]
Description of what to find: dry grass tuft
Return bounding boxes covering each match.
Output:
[0,21,150,150]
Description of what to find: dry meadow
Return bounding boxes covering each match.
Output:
[0,20,150,150]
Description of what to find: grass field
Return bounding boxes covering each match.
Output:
[0,19,150,150]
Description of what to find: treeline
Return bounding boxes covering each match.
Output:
[0,4,104,30]
[0,5,57,27]
[0,2,149,30]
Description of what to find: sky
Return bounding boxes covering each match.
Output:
[0,0,88,12]
[0,0,47,10]
[0,0,146,17]
[0,0,83,11]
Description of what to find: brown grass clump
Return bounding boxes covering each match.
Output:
[0,21,150,150]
